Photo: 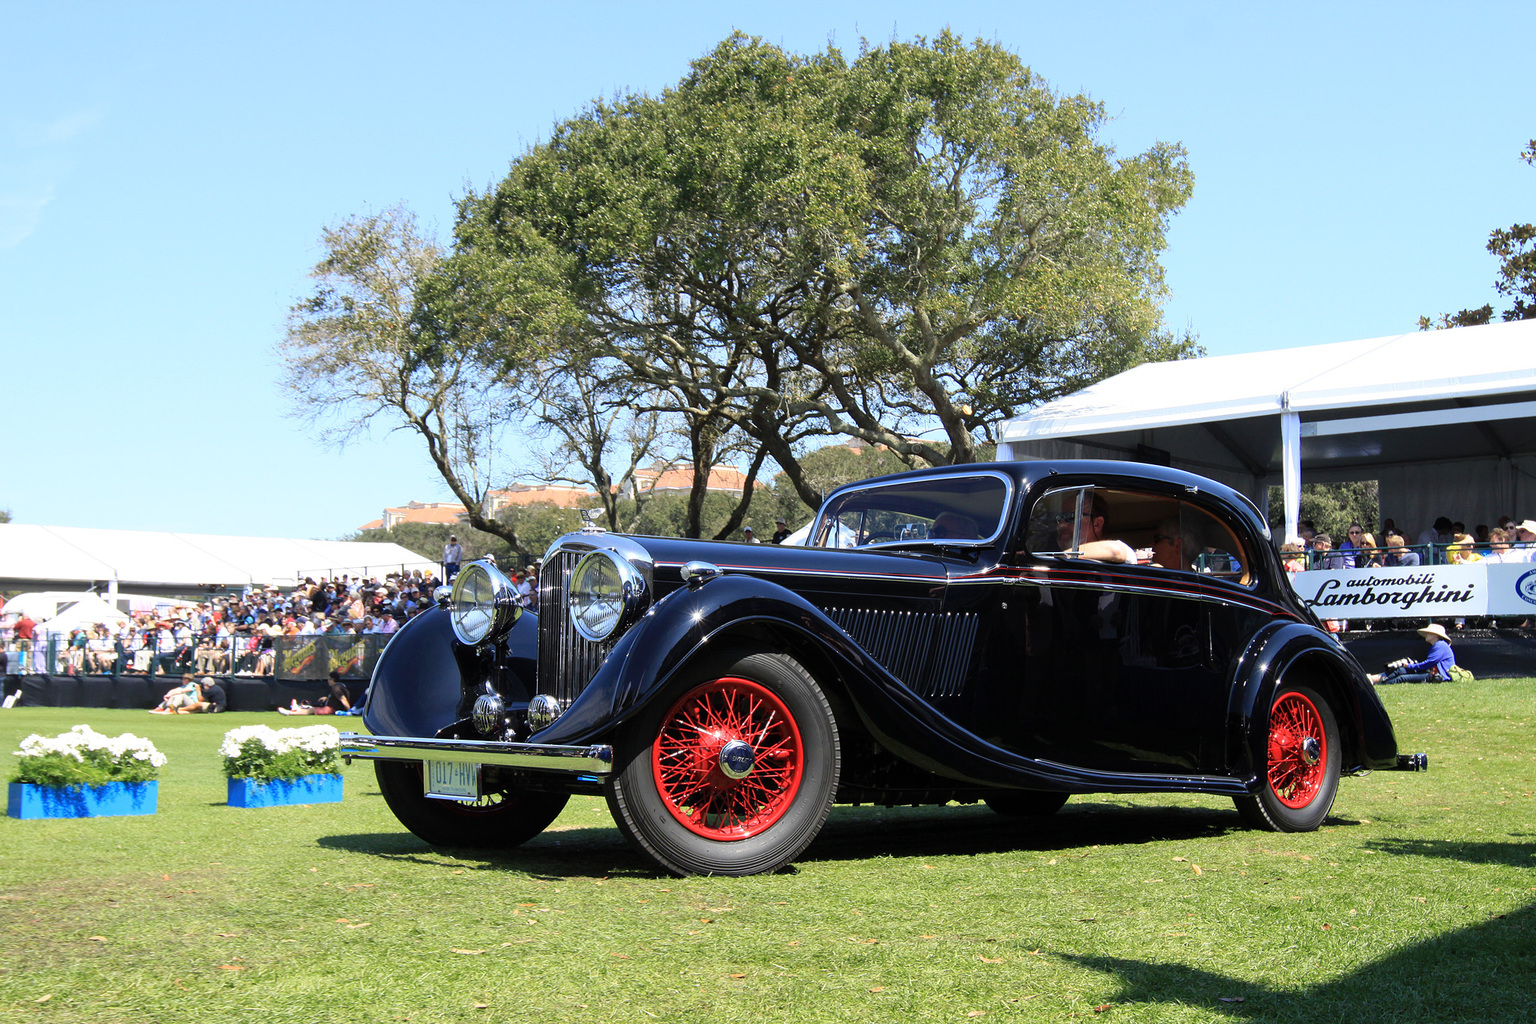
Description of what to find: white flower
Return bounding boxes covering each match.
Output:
[12,724,165,777]
[221,724,338,761]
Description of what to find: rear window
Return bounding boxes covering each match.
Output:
[1024,485,1252,583]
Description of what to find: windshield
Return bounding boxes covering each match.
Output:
[811,474,1010,548]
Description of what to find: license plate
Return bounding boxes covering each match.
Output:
[425,760,480,800]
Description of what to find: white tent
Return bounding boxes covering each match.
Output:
[0,524,438,597]
[3,592,100,621]
[995,319,1536,539]
[35,593,131,632]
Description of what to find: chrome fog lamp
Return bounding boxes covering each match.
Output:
[449,560,520,646]
[569,549,645,642]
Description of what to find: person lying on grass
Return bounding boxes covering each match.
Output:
[279,671,352,716]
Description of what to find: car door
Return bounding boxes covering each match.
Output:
[962,482,1259,777]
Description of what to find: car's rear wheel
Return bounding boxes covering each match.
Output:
[606,649,839,876]
[1234,683,1340,832]
[374,760,569,849]
[984,790,1070,817]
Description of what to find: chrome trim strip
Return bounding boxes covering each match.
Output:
[339,732,613,775]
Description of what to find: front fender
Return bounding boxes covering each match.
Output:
[1231,621,1399,783]
[362,606,540,738]
[361,607,463,739]
[531,574,839,744]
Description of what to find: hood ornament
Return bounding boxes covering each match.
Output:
[579,508,608,534]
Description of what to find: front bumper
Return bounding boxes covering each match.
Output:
[339,733,613,776]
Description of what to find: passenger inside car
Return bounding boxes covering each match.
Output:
[1150,517,1202,571]
[929,512,980,540]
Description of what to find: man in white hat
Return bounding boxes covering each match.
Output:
[1369,623,1458,684]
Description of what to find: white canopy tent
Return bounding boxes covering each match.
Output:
[995,319,1536,540]
[28,593,132,633]
[0,524,439,598]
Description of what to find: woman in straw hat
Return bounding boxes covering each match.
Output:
[1369,623,1458,684]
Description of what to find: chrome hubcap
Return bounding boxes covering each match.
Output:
[717,739,756,780]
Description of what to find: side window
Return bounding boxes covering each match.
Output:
[1024,486,1253,584]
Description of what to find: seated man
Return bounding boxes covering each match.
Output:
[1149,518,1201,572]
[1311,533,1350,570]
[1369,624,1457,684]
[929,512,979,541]
[150,673,201,713]
[1382,531,1421,567]
[1056,495,1135,564]
[177,676,226,713]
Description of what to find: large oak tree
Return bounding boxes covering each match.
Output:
[448,32,1198,511]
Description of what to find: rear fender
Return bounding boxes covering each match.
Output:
[1231,622,1399,783]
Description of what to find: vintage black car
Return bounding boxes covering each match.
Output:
[341,460,1425,876]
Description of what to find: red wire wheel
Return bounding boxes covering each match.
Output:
[1234,682,1340,832]
[607,649,840,876]
[1266,689,1328,809]
[651,677,805,840]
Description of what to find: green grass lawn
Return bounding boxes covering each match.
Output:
[1,681,1533,1023]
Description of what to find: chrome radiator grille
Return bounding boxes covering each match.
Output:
[825,608,978,698]
[537,547,612,706]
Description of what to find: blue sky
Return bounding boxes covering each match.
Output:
[2,1,1531,539]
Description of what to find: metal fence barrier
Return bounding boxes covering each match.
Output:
[2,632,388,682]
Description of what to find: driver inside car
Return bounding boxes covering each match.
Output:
[1057,495,1136,564]
[929,512,980,540]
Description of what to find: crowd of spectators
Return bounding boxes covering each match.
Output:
[1283,516,1536,569]
[0,567,496,677]
[1281,514,1536,634]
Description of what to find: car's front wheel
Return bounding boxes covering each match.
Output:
[374,760,569,849]
[1233,683,1340,832]
[606,649,840,876]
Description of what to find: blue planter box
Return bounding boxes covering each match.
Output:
[7,781,158,819]
[227,774,343,808]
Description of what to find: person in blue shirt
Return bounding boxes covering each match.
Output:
[1370,624,1457,684]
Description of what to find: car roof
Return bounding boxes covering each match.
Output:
[824,460,1270,539]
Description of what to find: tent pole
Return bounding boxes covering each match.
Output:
[1281,407,1301,542]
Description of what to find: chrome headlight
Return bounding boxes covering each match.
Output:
[449,560,520,646]
[569,549,646,641]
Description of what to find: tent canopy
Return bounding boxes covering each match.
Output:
[0,524,438,598]
[26,593,132,632]
[995,319,1536,538]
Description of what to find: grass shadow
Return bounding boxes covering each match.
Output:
[1057,900,1536,1022]
[1363,836,1536,868]
[801,799,1250,865]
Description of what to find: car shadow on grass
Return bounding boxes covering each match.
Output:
[316,798,1306,878]
[800,799,1249,865]
[1056,899,1536,1023]
[315,825,649,877]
